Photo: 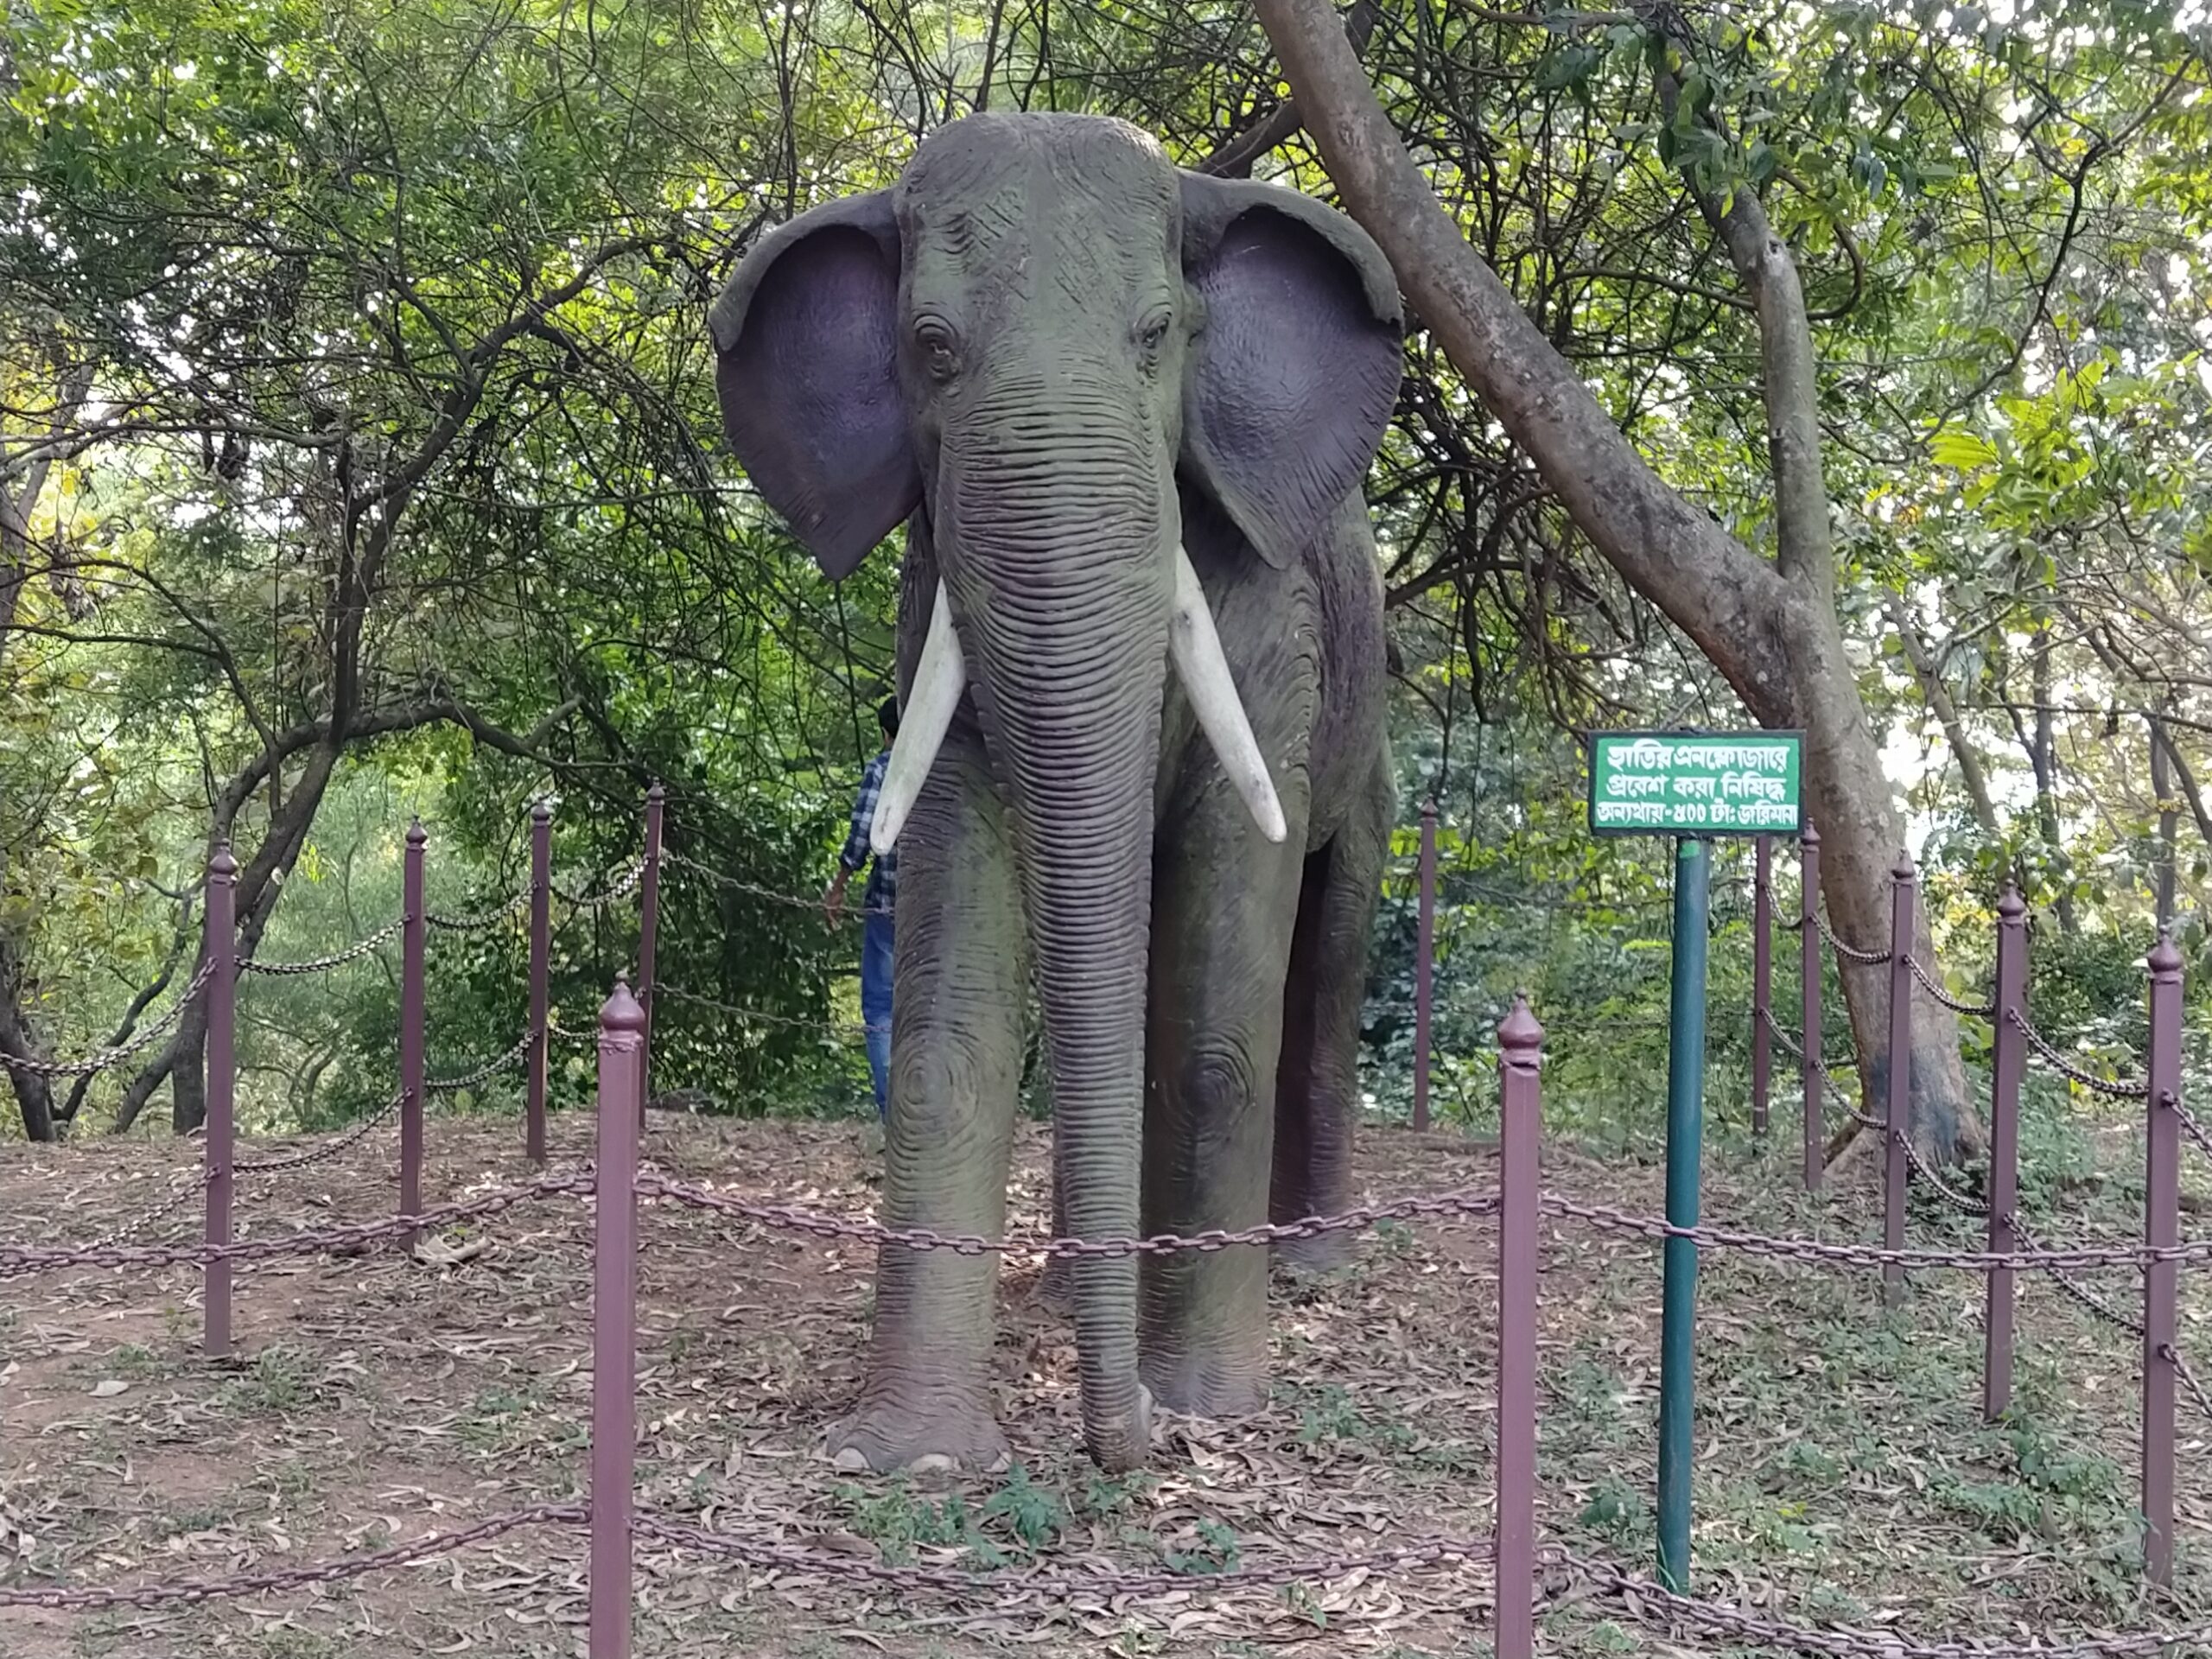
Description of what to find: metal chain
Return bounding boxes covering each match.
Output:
[0,959,219,1077]
[2172,1092,2212,1166]
[1760,1011,1887,1133]
[1897,1131,1990,1217]
[550,860,645,910]
[635,1173,1499,1257]
[658,983,869,1038]
[2008,1010,2150,1099]
[1815,913,1892,965]
[425,887,531,933]
[1556,1547,2212,1659]
[233,1090,404,1176]
[1904,955,1997,1019]
[0,1503,584,1611]
[634,1512,1490,1596]
[0,1169,590,1280]
[661,849,891,919]
[2011,1217,2145,1338]
[425,1032,532,1095]
[51,1169,212,1256]
[1758,1008,1857,1077]
[238,918,404,977]
[2170,1344,2212,1425]
[1541,1192,2212,1272]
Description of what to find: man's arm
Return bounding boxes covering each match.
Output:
[825,757,883,923]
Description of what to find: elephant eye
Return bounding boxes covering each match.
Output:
[1135,308,1173,353]
[914,318,960,381]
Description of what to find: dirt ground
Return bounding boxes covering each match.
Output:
[3,1106,2210,1658]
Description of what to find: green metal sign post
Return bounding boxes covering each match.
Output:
[1657,835,1708,1592]
[1586,729,1803,1593]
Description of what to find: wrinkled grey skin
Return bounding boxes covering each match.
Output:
[710,112,1400,1474]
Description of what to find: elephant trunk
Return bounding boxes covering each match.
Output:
[941,415,1171,1472]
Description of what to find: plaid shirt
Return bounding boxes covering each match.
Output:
[839,749,896,915]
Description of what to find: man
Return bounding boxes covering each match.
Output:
[826,699,898,1116]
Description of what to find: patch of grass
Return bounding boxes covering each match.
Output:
[231,1345,315,1412]
[1081,1468,1158,1517]
[156,1500,240,1538]
[1162,1516,1241,1576]
[1289,1382,1417,1455]
[982,1461,1064,1551]
[105,1342,162,1377]
[1574,1475,1649,1546]
[460,1381,551,1451]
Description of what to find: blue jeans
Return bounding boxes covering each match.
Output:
[861,908,893,1117]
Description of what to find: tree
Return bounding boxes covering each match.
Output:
[1246,0,1986,1154]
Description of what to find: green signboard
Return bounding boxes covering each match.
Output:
[1588,730,1802,837]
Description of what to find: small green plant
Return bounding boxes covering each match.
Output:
[156,1502,235,1538]
[833,1478,978,1565]
[982,1462,1064,1552]
[1575,1475,1648,1543]
[1083,1469,1157,1516]
[1165,1517,1241,1575]
[106,1343,160,1377]
[227,1345,313,1412]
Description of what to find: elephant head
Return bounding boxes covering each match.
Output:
[709,112,1401,1469]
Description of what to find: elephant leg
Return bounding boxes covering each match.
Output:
[829,718,1025,1474]
[1138,800,1306,1420]
[1039,1122,1076,1315]
[1271,758,1390,1275]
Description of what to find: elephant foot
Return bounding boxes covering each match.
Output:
[1140,1353,1266,1421]
[828,1399,1011,1476]
[1037,1257,1076,1316]
[1271,1230,1355,1278]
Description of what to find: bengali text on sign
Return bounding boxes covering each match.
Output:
[1587,730,1803,837]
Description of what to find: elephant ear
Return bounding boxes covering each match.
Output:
[1178,174,1403,569]
[709,191,920,579]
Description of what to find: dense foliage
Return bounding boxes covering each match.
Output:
[5,0,2211,1142]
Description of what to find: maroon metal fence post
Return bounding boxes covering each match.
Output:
[526,801,551,1166]
[2143,931,2183,1587]
[1882,853,1914,1308]
[1984,885,2027,1421]
[399,819,427,1243]
[1752,834,1772,1135]
[203,841,238,1360]
[1800,822,1822,1192]
[636,784,664,1131]
[1494,995,1541,1659]
[1413,799,1437,1133]
[591,975,644,1659]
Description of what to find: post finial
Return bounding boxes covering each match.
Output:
[210,838,238,880]
[2149,930,2184,979]
[1892,850,1916,882]
[532,798,552,823]
[647,780,666,804]
[1998,883,2026,922]
[601,971,647,1032]
[407,817,428,847]
[1498,994,1543,1056]
[1801,817,1819,848]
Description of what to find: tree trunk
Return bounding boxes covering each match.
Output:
[1250,0,1975,1158]
[0,925,57,1141]
[1889,601,1999,835]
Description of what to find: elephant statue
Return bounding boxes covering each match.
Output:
[709,111,1402,1474]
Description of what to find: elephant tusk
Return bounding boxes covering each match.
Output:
[870,582,967,857]
[1170,546,1288,844]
